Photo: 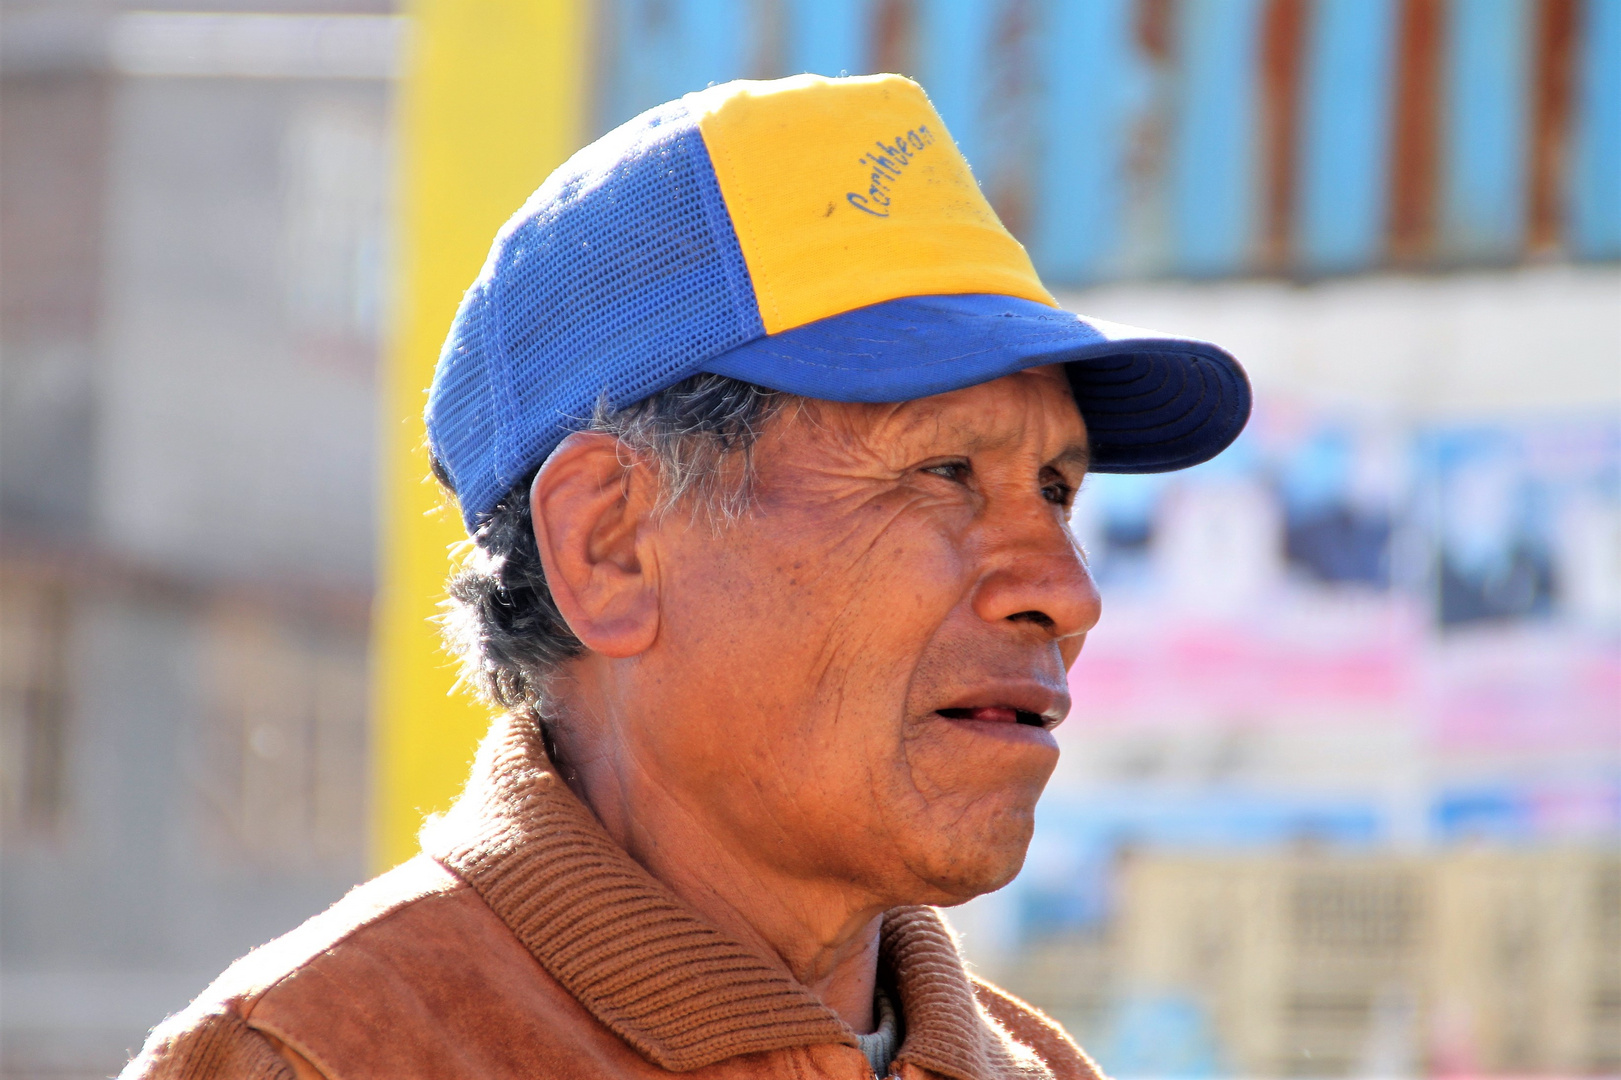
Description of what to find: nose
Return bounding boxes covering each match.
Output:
[970,512,1102,644]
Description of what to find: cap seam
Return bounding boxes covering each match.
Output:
[701,117,780,332]
[689,126,768,347]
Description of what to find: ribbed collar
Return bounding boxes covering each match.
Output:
[421,714,1034,1079]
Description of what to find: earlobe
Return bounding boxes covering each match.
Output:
[529,433,661,658]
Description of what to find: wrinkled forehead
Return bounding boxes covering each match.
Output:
[794,365,1090,468]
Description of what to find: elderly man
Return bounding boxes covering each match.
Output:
[126,74,1247,1080]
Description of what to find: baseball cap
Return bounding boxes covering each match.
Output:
[427,73,1250,531]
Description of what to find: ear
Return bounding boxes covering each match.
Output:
[529,432,660,658]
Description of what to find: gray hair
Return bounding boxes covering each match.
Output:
[432,373,791,716]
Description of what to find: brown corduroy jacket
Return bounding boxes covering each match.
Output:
[122,715,1107,1080]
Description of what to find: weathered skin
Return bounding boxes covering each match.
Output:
[530,364,1102,1036]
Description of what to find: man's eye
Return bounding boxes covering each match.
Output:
[1042,481,1073,505]
[922,460,971,483]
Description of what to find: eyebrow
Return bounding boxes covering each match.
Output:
[892,409,1092,475]
[1047,443,1091,476]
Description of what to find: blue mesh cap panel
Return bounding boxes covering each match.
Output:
[426,97,766,529]
[428,285,500,510]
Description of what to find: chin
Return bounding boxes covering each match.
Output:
[906,805,1038,904]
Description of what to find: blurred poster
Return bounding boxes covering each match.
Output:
[1025,402,1621,936]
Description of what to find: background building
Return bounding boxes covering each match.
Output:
[2,4,392,1074]
[1,2,1615,1078]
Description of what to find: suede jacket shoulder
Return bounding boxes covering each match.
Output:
[122,716,1107,1080]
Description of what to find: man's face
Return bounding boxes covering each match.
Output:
[611,365,1099,907]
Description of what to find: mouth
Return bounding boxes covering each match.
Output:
[934,705,1057,730]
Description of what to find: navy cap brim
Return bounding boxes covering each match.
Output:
[699,293,1251,473]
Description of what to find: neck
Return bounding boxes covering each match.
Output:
[553,712,885,1033]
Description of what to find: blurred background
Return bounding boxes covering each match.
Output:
[0,1,1615,1077]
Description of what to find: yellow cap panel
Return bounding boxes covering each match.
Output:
[693,74,1055,336]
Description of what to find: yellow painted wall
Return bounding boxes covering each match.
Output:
[373,0,589,870]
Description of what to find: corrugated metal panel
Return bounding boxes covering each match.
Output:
[1528,0,1579,252]
[916,0,996,170]
[589,0,1619,283]
[870,0,919,75]
[1170,0,1266,276]
[785,0,871,76]
[1390,0,1445,261]
[977,0,1045,238]
[1295,0,1401,272]
[1029,0,1150,282]
[1259,0,1308,270]
[595,0,752,131]
[1571,0,1621,257]
[1444,0,1534,260]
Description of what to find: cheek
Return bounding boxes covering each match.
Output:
[638,506,979,873]
[799,499,973,683]
[835,530,969,649]
[652,501,971,757]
